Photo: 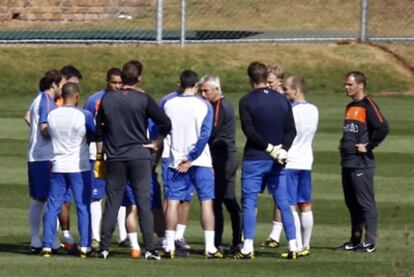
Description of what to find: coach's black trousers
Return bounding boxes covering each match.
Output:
[341,167,377,245]
[212,152,242,247]
[100,158,154,251]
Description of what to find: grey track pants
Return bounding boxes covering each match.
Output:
[341,167,377,245]
[100,158,154,251]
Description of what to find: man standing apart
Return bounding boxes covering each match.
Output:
[199,75,242,252]
[340,71,389,253]
[162,70,222,259]
[96,60,171,260]
[233,61,297,259]
[283,76,319,257]
[41,82,95,257]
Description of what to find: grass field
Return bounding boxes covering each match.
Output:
[0,43,413,277]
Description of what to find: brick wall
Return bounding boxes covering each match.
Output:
[0,0,153,21]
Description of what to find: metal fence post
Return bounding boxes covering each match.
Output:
[156,0,163,44]
[180,0,186,47]
[360,0,368,42]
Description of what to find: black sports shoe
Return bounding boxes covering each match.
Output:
[30,246,42,254]
[354,243,376,253]
[145,249,161,260]
[118,239,129,247]
[231,249,254,260]
[280,251,297,260]
[263,237,280,248]
[205,248,224,259]
[97,250,109,259]
[340,241,359,251]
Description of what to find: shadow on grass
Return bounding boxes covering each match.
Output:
[0,242,34,255]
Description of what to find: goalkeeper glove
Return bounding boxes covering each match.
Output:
[94,153,106,179]
[265,144,282,160]
[275,148,288,165]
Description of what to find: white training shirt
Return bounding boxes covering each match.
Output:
[286,102,319,170]
[47,106,95,173]
[27,92,55,162]
[162,94,213,168]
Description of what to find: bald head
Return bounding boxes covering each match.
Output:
[285,76,306,102]
[61,82,80,106]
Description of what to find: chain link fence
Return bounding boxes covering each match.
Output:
[0,0,413,44]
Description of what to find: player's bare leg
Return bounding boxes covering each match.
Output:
[175,201,191,250]
[126,205,141,259]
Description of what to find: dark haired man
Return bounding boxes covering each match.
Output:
[26,70,64,253]
[83,68,129,251]
[233,61,297,259]
[161,70,222,259]
[339,71,389,253]
[96,60,171,260]
[60,65,83,84]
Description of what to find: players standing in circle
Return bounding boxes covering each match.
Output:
[339,71,389,253]
[41,82,95,258]
[199,75,242,253]
[233,61,297,259]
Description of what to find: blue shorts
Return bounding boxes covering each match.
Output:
[122,182,136,206]
[241,160,287,197]
[286,169,312,205]
[28,161,51,201]
[122,171,163,209]
[166,166,214,201]
[162,158,194,201]
[90,160,106,201]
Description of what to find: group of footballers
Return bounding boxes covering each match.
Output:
[25,59,321,260]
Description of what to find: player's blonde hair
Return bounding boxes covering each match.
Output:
[267,65,284,79]
[199,75,222,95]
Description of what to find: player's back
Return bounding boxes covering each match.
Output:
[47,106,92,173]
[163,95,212,168]
[286,102,319,170]
[239,88,292,160]
[28,92,55,162]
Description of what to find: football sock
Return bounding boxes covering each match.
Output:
[165,230,176,252]
[293,211,303,251]
[269,221,283,242]
[288,239,297,253]
[117,206,127,242]
[204,230,217,253]
[241,239,253,254]
[62,230,74,244]
[90,200,102,241]
[301,211,313,249]
[29,199,44,247]
[128,232,140,250]
[175,224,187,240]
